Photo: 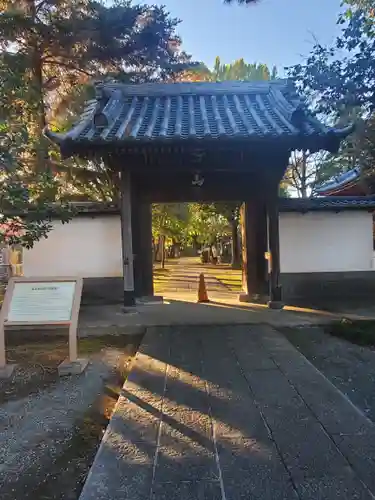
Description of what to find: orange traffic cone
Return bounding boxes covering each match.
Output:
[197,273,209,303]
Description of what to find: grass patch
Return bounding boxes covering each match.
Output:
[2,334,143,404]
[213,274,242,291]
[153,267,171,277]
[325,319,375,346]
[153,266,172,294]
[206,269,242,291]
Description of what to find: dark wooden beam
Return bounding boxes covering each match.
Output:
[134,171,269,203]
[131,187,142,298]
[138,202,154,297]
[240,200,268,303]
[120,171,135,306]
[267,189,283,309]
[141,202,154,296]
[131,178,154,298]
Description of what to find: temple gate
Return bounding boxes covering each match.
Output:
[46,80,351,308]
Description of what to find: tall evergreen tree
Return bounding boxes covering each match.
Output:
[0,0,190,169]
[0,72,71,248]
[0,0,192,245]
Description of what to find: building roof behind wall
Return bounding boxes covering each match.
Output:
[315,168,364,196]
[279,196,375,212]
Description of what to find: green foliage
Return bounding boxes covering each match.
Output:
[180,57,277,83]
[152,204,191,244]
[0,0,194,204]
[0,124,72,248]
[287,1,375,114]
[326,319,375,347]
[151,203,232,248]
[187,203,231,245]
[287,1,375,188]
[212,57,277,82]
[0,0,192,130]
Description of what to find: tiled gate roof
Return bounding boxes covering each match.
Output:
[45,80,353,157]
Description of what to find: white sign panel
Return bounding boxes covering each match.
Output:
[6,281,76,323]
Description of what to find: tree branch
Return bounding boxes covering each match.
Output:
[42,59,94,77]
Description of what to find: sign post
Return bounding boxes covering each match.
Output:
[0,277,88,378]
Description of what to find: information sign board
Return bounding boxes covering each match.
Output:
[0,277,84,378]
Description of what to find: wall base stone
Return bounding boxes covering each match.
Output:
[81,277,124,305]
[281,271,375,310]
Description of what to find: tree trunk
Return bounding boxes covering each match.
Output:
[27,0,48,171]
[161,235,166,269]
[192,235,199,255]
[231,219,241,269]
[155,236,162,262]
[152,238,158,263]
[172,242,180,258]
[300,150,308,198]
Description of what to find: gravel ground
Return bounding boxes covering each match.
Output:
[0,337,141,500]
[281,326,375,422]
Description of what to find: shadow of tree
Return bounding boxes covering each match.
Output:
[80,326,296,499]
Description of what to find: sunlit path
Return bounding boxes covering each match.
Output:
[80,325,375,500]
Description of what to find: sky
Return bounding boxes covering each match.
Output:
[153,0,344,75]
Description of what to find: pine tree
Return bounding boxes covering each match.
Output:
[0,0,190,169]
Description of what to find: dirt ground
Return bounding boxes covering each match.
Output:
[0,333,143,500]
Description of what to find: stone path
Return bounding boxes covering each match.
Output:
[80,326,375,500]
[154,258,231,294]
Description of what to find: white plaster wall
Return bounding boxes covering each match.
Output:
[23,216,123,278]
[279,211,374,273]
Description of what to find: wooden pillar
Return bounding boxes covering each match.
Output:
[131,190,142,298]
[267,190,283,309]
[239,200,268,303]
[132,194,154,298]
[140,202,154,296]
[120,170,135,306]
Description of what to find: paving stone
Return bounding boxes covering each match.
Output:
[140,328,171,362]
[295,472,374,500]
[287,371,371,436]
[231,333,277,371]
[234,350,278,371]
[216,419,294,499]
[244,367,307,410]
[332,432,375,492]
[206,381,270,441]
[217,435,285,471]
[79,424,155,500]
[155,448,217,483]
[223,478,298,500]
[110,394,161,444]
[213,413,270,442]
[150,480,222,500]
[271,420,350,480]
[164,366,208,412]
[159,410,213,451]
